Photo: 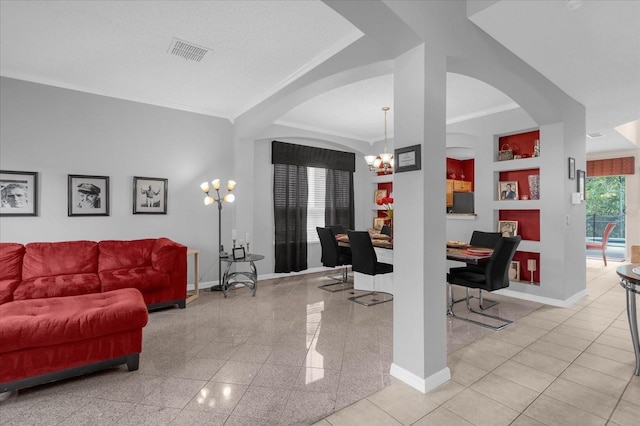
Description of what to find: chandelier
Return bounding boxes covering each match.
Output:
[364,106,394,173]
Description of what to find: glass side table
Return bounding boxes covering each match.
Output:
[616,264,640,376]
[220,253,264,297]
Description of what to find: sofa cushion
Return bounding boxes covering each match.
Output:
[151,237,180,273]
[0,280,20,305]
[100,267,169,293]
[98,239,155,272]
[22,241,98,280]
[13,273,102,301]
[0,288,148,354]
[0,243,24,281]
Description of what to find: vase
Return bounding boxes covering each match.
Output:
[528,175,540,200]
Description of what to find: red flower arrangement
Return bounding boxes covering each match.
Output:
[376,196,394,219]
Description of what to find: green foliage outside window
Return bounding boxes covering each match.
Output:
[586,176,625,216]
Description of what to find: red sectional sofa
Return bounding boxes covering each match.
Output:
[0,237,187,310]
[0,238,187,392]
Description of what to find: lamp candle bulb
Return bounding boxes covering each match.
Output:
[212,179,221,190]
[232,229,237,240]
[227,180,236,191]
[200,182,210,193]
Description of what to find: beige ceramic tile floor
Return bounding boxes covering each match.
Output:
[0,259,637,425]
[317,259,639,426]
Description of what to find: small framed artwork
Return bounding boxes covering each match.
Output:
[374,189,387,204]
[68,175,109,216]
[0,170,38,216]
[577,169,586,201]
[394,144,421,173]
[509,261,520,281]
[373,217,385,230]
[498,220,518,237]
[133,176,168,214]
[498,181,518,200]
[232,246,246,260]
[568,157,576,180]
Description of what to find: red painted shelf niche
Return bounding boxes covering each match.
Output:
[499,209,540,241]
[512,251,540,285]
[498,169,540,200]
[498,130,540,159]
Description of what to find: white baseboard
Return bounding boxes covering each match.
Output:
[390,363,451,394]
[494,288,589,307]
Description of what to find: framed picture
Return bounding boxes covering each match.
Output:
[394,144,421,173]
[568,157,576,180]
[509,261,520,281]
[374,189,387,204]
[0,170,38,216]
[498,181,518,200]
[373,217,385,230]
[577,169,586,201]
[498,220,518,237]
[68,175,109,216]
[232,246,245,260]
[133,176,168,214]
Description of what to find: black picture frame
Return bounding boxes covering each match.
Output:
[577,169,586,201]
[394,144,421,173]
[133,176,168,214]
[232,246,246,260]
[68,174,109,216]
[0,170,38,216]
[568,157,576,180]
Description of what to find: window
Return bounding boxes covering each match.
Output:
[307,167,326,242]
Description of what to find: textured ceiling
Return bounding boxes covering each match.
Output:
[1,0,637,153]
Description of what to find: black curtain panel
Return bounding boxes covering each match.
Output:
[273,163,308,273]
[325,168,354,231]
[272,141,355,273]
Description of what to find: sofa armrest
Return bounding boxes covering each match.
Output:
[151,238,187,274]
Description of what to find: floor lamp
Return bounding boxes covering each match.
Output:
[200,179,236,291]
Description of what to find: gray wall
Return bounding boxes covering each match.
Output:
[0,77,234,284]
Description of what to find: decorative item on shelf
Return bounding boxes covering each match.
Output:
[374,189,387,203]
[364,107,394,173]
[528,174,540,200]
[498,144,513,161]
[509,261,520,281]
[498,181,518,200]
[533,139,540,157]
[376,196,394,238]
[527,259,537,284]
[498,220,518,237]
[200,178,236,291]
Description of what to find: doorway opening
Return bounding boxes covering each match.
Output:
[585,175,626,262]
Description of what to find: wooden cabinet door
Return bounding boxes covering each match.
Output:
[446,180,454,207]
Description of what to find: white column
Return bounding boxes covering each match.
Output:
[390,43,450,392]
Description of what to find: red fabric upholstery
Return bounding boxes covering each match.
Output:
[22,241,98,280]
[0,238,186,308]
[0,288,148,383]
[98,239,155,271]
[0,243,24,304]
[14,273,102,300]
[100,267,169,292]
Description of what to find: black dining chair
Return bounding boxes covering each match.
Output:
[347,231,393,306]
[449,230,502,310]
[447,235,521,330]
[316,227,353,292]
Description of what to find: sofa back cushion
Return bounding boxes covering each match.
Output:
[0,243,25,304]
[98,239,156,272]
[22,241,98,280]
[0,243,24,281]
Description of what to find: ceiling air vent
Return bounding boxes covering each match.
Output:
[168,38,210,63]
